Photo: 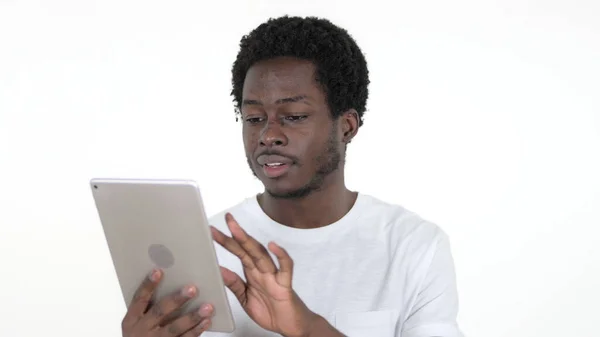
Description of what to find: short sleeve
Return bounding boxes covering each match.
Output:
[401,232,464,337]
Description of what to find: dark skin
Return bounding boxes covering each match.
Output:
[122,57,359,337]
[120,269,214,337]
[242,56,359,229]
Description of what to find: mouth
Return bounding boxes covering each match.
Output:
[262,162,291,178]
[256,154,294,179]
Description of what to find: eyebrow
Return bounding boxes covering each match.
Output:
[242,95,310,106]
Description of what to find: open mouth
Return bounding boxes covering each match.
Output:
[262,162,291,178]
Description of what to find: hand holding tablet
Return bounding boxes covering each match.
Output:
[121,268,215,336]
[91,178,326,337]
[90,179,235,334]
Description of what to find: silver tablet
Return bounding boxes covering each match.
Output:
[90,178,235,333]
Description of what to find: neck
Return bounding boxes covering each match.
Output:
[257,173,358,229]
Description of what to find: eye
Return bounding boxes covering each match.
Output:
[284,115,308,122]
[245,117,264,124]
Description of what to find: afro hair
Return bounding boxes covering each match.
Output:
[231,15,370,126]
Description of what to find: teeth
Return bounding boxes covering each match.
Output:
[265,162,283,167]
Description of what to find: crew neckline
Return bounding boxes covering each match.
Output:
[243,192,368,244]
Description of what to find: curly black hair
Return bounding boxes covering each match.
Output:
[231,15,370,126]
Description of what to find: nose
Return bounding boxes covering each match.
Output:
[259,120,288,147]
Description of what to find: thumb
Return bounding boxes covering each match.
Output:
[220,266,248,306]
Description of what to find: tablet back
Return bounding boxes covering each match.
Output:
[90,178,235,332]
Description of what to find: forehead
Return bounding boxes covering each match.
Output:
[242,57,324,102]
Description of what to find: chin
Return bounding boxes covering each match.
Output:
[262,179,296,193]
[251,164,315,198]
[262,179,315,199]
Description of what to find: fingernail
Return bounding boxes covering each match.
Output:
[200,318,211,329]
[198,303,213,316]
[181,285,197,297]
[149,269,161,282]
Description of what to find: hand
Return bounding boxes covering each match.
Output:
[210,213,319,337]
[121,269,215,337]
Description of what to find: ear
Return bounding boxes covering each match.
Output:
[340,109,360,144]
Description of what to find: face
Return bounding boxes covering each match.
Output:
[241,57,355,199]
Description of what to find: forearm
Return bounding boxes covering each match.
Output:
[306,315,346,337]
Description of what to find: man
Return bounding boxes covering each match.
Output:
[121,16,463,337]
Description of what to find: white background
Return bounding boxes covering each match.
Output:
[1,0,599,336]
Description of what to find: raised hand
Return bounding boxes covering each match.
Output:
[210,213,319,337]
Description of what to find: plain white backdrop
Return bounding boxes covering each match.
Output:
[1,0,599,336]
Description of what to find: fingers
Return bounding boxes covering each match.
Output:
[220,266,248,306]
[122,270,216,337]
[139,284,198,329]
[211,213,295,288]
[222,213,278,273]
[211,225,256,270]
[159,304,214,337]
[123,268,163,328]
[268,242,294,288]
[180,318,211,337]
[228,214,278,274]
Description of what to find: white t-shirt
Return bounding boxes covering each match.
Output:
[204,193,463,337]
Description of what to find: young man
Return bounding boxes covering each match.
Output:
[121,16,463,337]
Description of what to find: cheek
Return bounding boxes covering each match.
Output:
[302,135,330,163]
[242,128,258,152]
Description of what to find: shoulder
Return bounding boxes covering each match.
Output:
[360,194,447,238]
[359,193,451,260]
[361,194,459,304]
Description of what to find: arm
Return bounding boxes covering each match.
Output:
[304,314,346,337]
[401,232,463,337]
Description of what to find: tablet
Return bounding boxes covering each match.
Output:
[90,178,235,333]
